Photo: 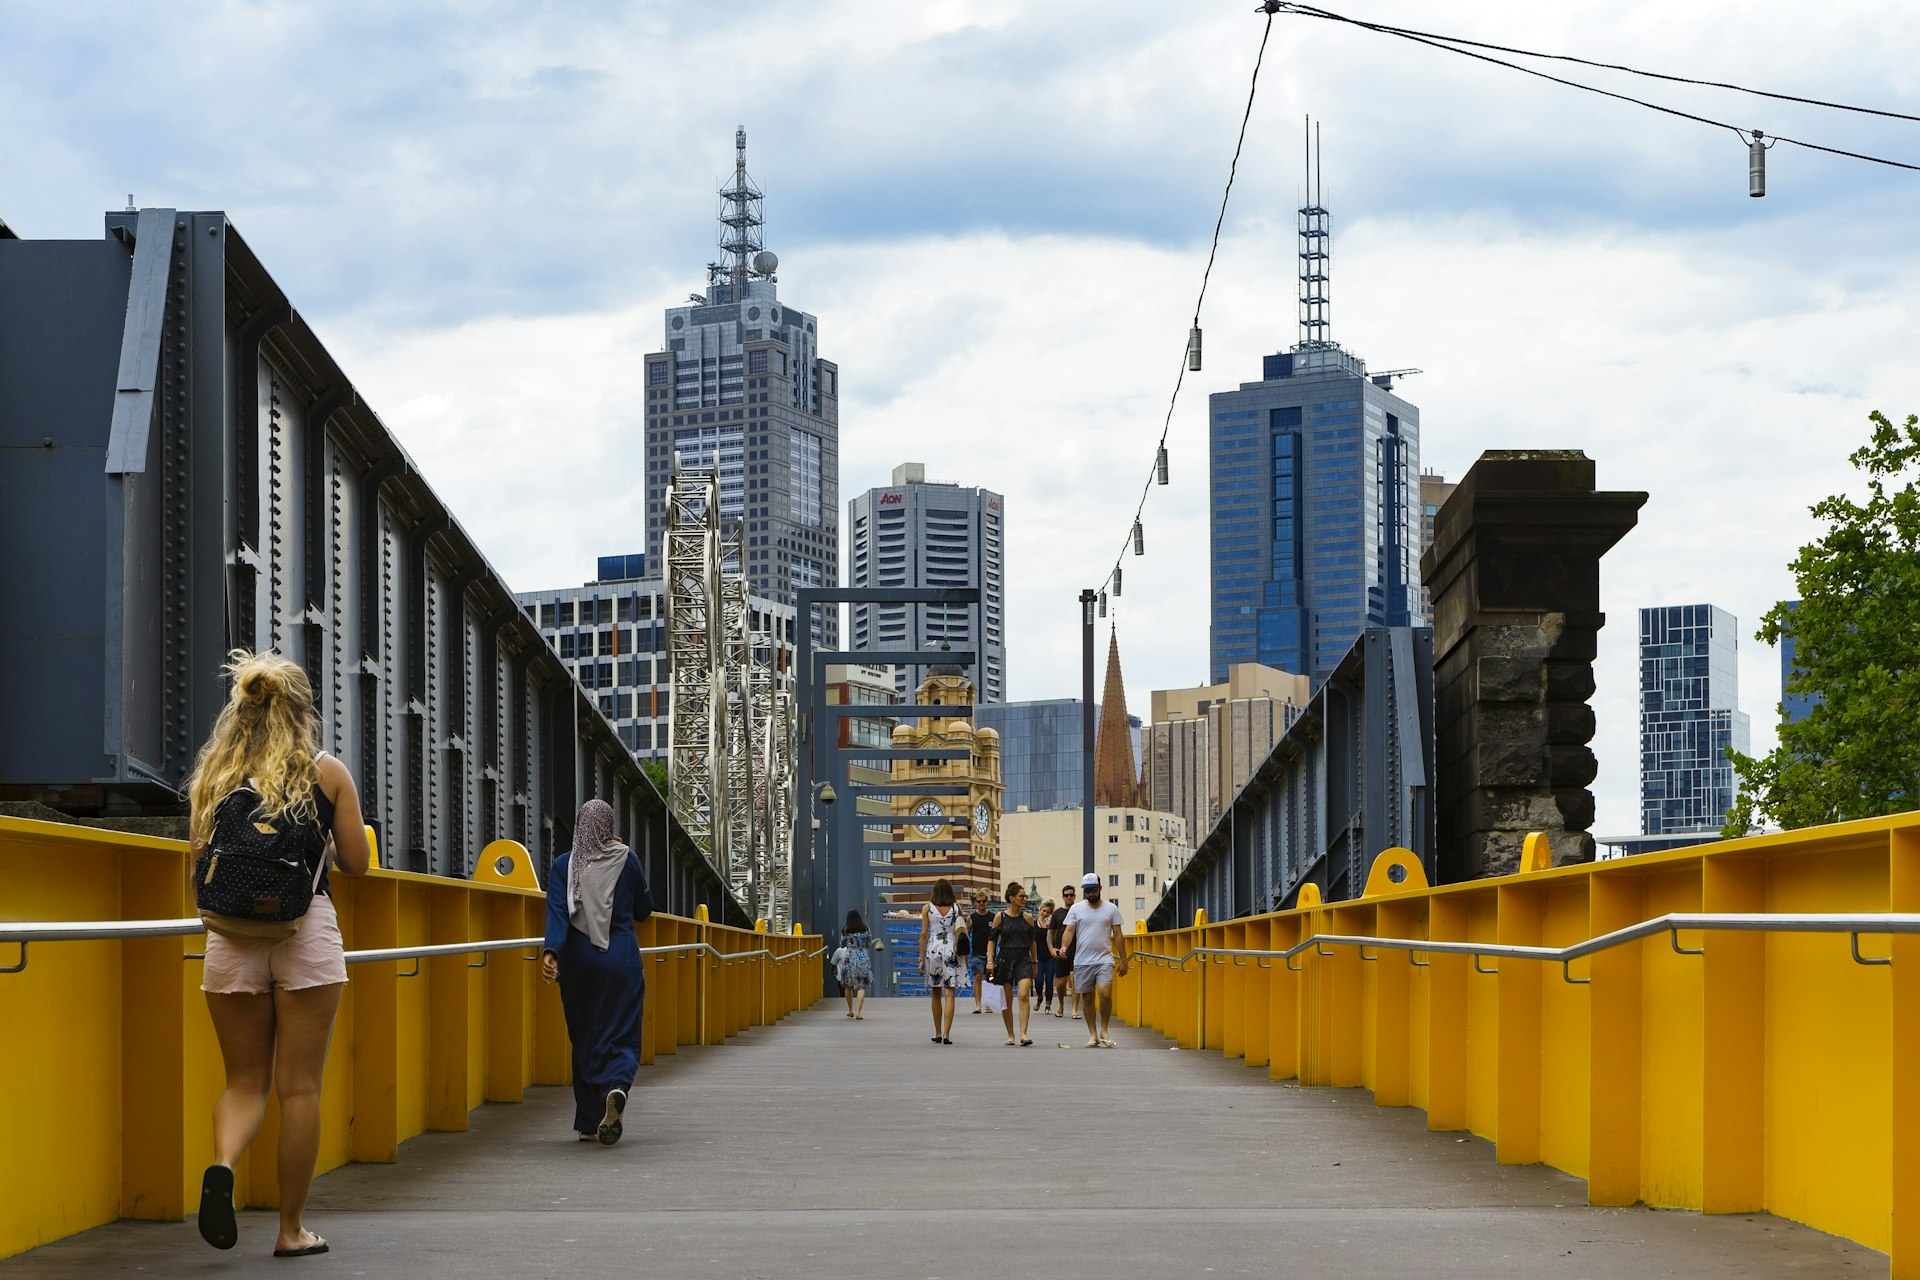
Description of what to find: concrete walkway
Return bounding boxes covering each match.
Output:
[7,997,1881,1278]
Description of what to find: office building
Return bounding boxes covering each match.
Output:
[823,663,898,895]
[1207,159,1422,685]
[1147,662,1311,847]
[1419,471,1456,617]
[975,700,1138,814]
[642,129,839,642]
[515,556,796,760]
[1640,604,1751,836]
[1779,600,1818,724]
[847,462,1006,704]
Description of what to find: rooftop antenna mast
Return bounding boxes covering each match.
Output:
[710,127,776,301]
[1297,117,1333,351]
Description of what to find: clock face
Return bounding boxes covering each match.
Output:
[912,800,945,836]
[973,801,990,836]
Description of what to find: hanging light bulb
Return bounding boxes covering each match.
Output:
[1113,565,1123,596]
[1748,130,1767,197]
[1187,326,1203,371]
[1098,591,1108,618]
[1132,519,1145,556]
[1156,444,1169,486]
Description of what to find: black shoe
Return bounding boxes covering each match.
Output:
[941,1037,954,1044]
[597,1088,627,1146]
[197,1165,237,1250]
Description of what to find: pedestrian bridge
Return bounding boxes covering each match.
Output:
[2,812,1915,1277]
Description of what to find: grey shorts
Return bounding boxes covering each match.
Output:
[1073,960,1114,994]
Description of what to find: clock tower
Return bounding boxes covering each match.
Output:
[889,662,1002,906]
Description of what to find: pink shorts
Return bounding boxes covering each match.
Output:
[201,894,348,994]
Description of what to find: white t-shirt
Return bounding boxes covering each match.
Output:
[1065,899,1124,964]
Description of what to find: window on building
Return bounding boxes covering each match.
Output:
[1108,853,1119,865]
[1135,873,1147,885]
[1107,835,1118,844]
[1136,898,1147,912]
[1108,875,1119,887]
[559,601,575,626]
[1124,815,1135,831]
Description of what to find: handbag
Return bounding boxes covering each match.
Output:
[194,785,329,942]
[982,980,1007,1014]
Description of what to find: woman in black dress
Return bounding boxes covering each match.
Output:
[986,881,1040,1046]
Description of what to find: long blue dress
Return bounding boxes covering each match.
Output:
[544,849,654,1134]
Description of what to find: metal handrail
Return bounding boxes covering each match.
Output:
[0,921,826,976]
[1121,911,1920,983]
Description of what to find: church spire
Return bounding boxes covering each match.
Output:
[1094,627,1144,808]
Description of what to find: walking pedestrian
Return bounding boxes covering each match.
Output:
[918,879,966,1044]
[1048,884,1078,1019]
[188,650,372,1258]
[541,798,655,1146]
[966,889,994,1013]
[837,909,874,1019]
[1060,872,1129,1049]
[987,882,1040,1046]
[1034,898,1057,1013]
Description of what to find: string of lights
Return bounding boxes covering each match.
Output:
[1271,2,1920,175]
[1092,3,1277,609]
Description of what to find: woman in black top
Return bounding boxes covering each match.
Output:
[967,889,994,1014]
[987,881,1040,1046]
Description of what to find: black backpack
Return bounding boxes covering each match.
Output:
[194,785,328,941]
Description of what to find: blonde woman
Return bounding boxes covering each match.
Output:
[188,651,371,1258]
[1034,898,1057,1014]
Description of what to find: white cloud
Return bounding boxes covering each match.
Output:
[8,0,1916,840]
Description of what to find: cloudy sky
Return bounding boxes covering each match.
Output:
[6,0,1916,837]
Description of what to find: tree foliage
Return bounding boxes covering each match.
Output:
[1725,411,1920,834]
[640,757,669,802]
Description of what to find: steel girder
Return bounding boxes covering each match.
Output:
[0,208,751,924]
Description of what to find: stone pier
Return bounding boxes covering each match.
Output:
[1421,451,1646,879]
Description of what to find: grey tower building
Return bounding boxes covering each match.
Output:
[1640,604,1751,836]
[1207,134,1421,685]
[847,463,1006,703]
[643,128,839,641]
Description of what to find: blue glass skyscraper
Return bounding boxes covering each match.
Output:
[1640,604,1751,835]
[1205,144,1422,686]
[1207,347,1422,685]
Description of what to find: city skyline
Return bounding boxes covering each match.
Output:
[6,1,1912,837]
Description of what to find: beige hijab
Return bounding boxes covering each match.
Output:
[567,799,628,951]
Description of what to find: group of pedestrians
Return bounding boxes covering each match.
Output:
[915,873,1128,1049]
[186,650,654,1260]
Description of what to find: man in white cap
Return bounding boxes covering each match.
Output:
[1059,871,1128,1048]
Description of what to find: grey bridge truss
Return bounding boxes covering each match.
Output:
[0,207,747,924]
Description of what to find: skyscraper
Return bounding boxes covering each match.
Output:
[1640,604,1751,836]
[847,462,1006,703]
[643,129,839,642]
[1206,139,1422,685]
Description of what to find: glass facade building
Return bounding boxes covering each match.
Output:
[642,141,839,643]
[976,699,1134,814]
[1779,599,1818,724]
[1640,604,1751,835]
[1207,347,1422,686]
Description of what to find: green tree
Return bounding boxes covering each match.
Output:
[1725,411,1920,835]
[640,757,669,802]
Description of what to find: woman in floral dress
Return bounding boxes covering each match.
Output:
[918,878,966,1044]
[837,909,874,1020]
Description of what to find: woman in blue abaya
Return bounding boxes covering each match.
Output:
[542,798,654,1145]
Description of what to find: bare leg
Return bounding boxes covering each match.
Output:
[1017,978,1032,1040]
[1001,987,1015,1043]
[938,989,957,1039]
[972,965,984,1012]
[206,992,277,1167]
[853,988,866,1018]
[271,983,343,1254]
[1097,984,1116,1044]
[929,989,942,1036]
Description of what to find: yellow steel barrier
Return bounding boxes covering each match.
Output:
[0,816,823,1261]
[1116,812,1920,1275]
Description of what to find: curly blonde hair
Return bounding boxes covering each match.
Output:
[185,650,321,851]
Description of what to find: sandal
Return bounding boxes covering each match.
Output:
[197,1164,237,1251]
[1020,1038,1033,1046]
[274,1236,330,1258]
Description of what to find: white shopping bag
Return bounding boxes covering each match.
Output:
[982,981,1007,1014]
